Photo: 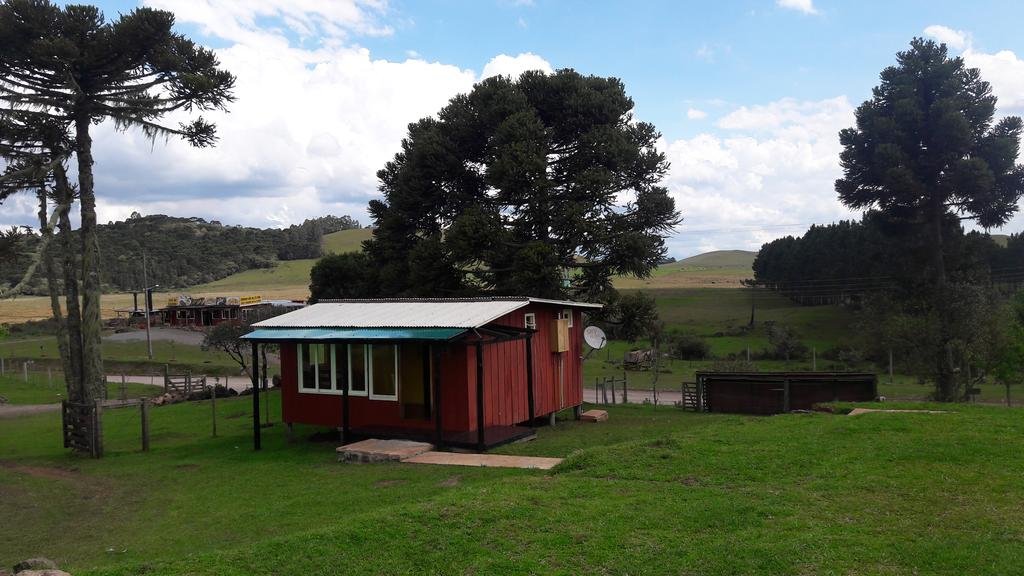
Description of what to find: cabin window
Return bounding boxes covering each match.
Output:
[524,313,537,330]
[297,344,345,394]
[370,345,398,401]
[348,344,368,396]
[297,343,319,390]
[559,309,573,327]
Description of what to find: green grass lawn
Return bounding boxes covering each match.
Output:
[0,374,161,405]
[2,395,1024,575]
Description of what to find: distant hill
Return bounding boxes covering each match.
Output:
[614,249,755,290]
[674,250,757,269]
[0,214,363,296]
[322,228,373,254]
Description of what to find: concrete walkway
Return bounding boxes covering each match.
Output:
[404,451,562,470]
[337,438,563,470]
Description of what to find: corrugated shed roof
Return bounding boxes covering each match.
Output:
[252,297,600,329]
[252,300,527,329]
[242,327,466,341]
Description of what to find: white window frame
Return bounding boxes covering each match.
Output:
[347,344,369,397]
[368,344,399,402]
[560,309,573,327]
[524,313,537,330]
[297,343,346,395]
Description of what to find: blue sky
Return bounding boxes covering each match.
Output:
[11,0,1024,256]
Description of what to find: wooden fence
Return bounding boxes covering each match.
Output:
[61,400,103,458]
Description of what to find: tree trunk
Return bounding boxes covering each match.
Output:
[75,116,104,401]
[54,163,85,403]
[36,189,72,386]
[929,200,956,402]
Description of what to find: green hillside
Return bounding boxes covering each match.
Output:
[190,227,371,296]
[675,249,756,269]
[322,227,373,254]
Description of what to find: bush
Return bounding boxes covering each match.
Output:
[766,323,809,361]
[668,333,711,360]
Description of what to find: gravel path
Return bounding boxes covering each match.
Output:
[0,403,58,419]
[103,327,205,345]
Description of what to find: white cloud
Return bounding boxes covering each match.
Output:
[964,49,1024,112]
[480,53,553,80]
[686,108,707,120]
[776,0,819,15]
[662,96,859,255]
[145,0,393,44]
[925,25,1024,113]
[923,25,971,51]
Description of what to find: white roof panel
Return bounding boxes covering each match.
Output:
[253,297,601,329]
[253,300,529,329]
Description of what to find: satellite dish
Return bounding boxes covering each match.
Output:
[584,326,607,350]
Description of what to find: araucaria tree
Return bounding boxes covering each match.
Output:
[358,70,679,301]
[0,1,235,408]
[836,38,1024,400]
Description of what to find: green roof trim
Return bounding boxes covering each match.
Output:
[241,327,467,342]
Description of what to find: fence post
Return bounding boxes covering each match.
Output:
[163,364,169,393]
[812,347,817,371]
[622,376,628,403]
[93,399,104,458]
[1,356,4,375]
[594,377,599,404]
[888,349,894,385]
[610,378,616,405]
[141,398,150,452]
[783,379,791,413]
[23,361,29,383]
[48,366,53,388]
[210,382,217,438]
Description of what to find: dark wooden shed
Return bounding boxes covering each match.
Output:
[695,372,878,415]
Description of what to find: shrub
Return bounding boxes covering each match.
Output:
[668,333,711,360]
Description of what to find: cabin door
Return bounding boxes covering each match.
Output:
[399,344,431,420]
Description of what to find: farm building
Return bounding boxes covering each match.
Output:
[159,295,303,327]
[242,297,601,450]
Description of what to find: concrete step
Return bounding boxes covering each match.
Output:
[336,439,434,463]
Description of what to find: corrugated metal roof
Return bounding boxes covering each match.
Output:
[252,300,529,329]
[242,327,466,341]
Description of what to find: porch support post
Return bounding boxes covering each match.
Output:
[341,343,350,445]
[251,342,261,451]
[476,341,485,451]
[432,345,443,449]
[525,333,535,423]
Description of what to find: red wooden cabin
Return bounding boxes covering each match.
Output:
[242,297,600,450]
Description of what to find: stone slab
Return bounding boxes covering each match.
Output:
[336,439,434,463]
[403,451,562,470]
[581,409,609,422]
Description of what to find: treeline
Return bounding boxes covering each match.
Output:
[752,212,1023,305]
[1,213,361,294]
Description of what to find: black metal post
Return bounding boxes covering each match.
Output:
[782,378,790,413]
[432,345,443,449]
[525,334,535,423]
[251,342,261,451]
[476,341,485,451]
